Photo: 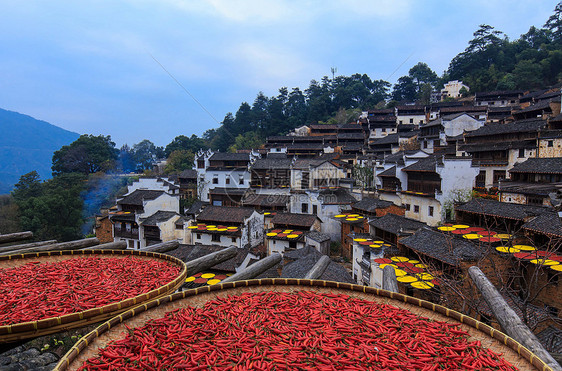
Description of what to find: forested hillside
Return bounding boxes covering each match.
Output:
[0,109,79,194]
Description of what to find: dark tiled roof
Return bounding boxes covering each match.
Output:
[521,212,562,237]
[310,124,338,130]
[500,182,562,197]
[318,188,357,205]
[251,156,293,170]
[465,119,547,137]
[536,326,562,354]
[352,198,393,213]
[509,157,562,174]
[110,213,136,222]
[185,200,208,217]
[402,156,442,172]
[370,133,399,145]
[271,213,319,228]
[474,90,523,99]
[117,190,165,205]
[378,166,396,177]
[399,228,481,266]
[514,99,555,114]
[209,152,250,162]
[455,198,549,221]
[196,205,256,224]
[460,140,536,153]
[292,157,333,170]
[242,193,290,207]
[178,169,198,179]
[209,187,248,196]
[369,213,425,235]
[305,231,331,243]
[141,211,179,226]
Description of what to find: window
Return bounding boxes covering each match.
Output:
[405,204,410,211]
[197,159,205,169]
[548,140,554,147]
[175,224,183,230]
[231,237,236,243]
[225,177,230,185]
[382,128,386,132]
[239,176,244,185]
[414,205,419,213]
[302,203,309,213]
[211,234,220,242]
[313,205,318,215]
[409,118,414,124]
[518,148,525,158]
[493,170,506,184]
[399,120,403,124]
[196,234,201,240]
[429,206,434,217]
[212,177,218,184]
[423,141,428,149]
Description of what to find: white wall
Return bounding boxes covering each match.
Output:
[141,193,180,218]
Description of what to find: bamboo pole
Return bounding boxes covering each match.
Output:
[83,241,128,250]
[184,246,238,277]
[141,240,180,253]
[8,238,100,254]
[0,240,57,255]
[304,255,331,279]
[222,253,282,283]
[383,265,399,293]
[468,266,562,371]
[0,231,33,244]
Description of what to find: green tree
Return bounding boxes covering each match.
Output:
[513,59,543,88]
[164,150,195,175]
[52,135,118,176]
[228,132,264,152]
[12,172,85,241]
[392,76,417,102]
[165,135,208,156]
[132,139,163,171]
[544,1,562,43]
[0,195,20,234]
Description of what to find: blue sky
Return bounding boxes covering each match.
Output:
[0,1,558,147]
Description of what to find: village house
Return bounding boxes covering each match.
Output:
[474,90,523,107]
[378,155,478,225]
[266,213,321,256]
[177,169,198,200]
[499,157,562,207]
[195,150,258,203]
[419,113,485,153]
[190,205,264,249]
[440,80,469,100]
[395,105,426,126]
[111,189,181,249]
[250,153,294,190]
[461,119,548,188]
[290,156,346,191]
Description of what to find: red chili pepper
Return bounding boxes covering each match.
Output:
[0,255,180,325]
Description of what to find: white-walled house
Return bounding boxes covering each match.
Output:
[419,113,485,153]
[127,177,180,196]
[378,155,478,225]
[289,188,357,241]
[194,150,259,203]
[266,213,321,256]
[190,206,264,249]
[111,189,181,249]
[290,157,346,191]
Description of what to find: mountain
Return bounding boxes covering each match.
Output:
[0,108,80,194]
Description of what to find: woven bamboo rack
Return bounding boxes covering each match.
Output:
[55,279,553,371]
[0,249,187,343]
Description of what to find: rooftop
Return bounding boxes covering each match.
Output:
[455,198,549,221]
[369,213,425,236]
[509,157,562,175]
[352,198,393,213]
[140,211,180,226]
[399,228,481,267]
[271,213,320,228]
[117,190,165,206]
[196,205,256,224]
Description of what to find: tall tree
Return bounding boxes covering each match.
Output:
[544,1,562,43]
[52,135,118,176]
[132,139,163,171]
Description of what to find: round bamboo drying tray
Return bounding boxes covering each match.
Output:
[0,249,186,343]
[56,279,550,371]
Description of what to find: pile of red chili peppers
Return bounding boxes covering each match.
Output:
[0,256,181,326]
[80,291,517,370]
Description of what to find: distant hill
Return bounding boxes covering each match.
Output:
[0,108,80,194]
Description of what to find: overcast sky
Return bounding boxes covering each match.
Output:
[0,1,558,147]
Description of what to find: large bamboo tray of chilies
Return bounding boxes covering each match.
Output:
[56,279,551,371]
[0,249,186,343]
